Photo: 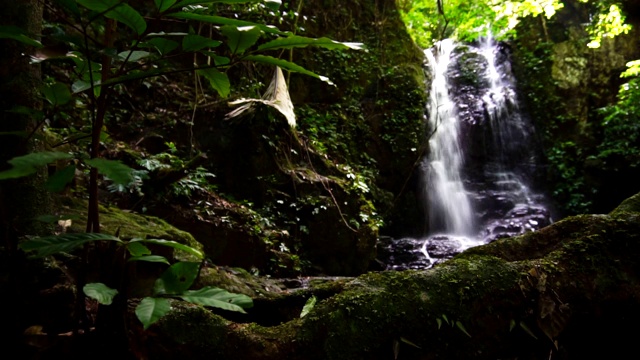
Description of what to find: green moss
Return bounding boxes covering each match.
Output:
[58,196,201,255]
[609,191,640,218]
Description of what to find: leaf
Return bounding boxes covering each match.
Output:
[519,321,538,340]
[168,12,281,34]
[138,238,204,259]
[455,321,472,338]
[135,297,171,330]
[19,233,122,258]
[42,82,72,106]
[76,0,147,35]
[142,38,179,55]
[117,50,151,62]
[45,165,76,192]
[154,261,200,295]
[126,241,151,257]
[182,34,222,52]
[84,158,134,186]
[221,25,262,55]
[258,35,365,52]
[0,25,43,48]
[198,68,230,98]
[179,287,253,313]
[83,283,118,305]
[436,318,442,329]
[509,319,516,332]
[53,0,81,17]
[399,337,421,349]
[243,55,334,85]
[0,151,72,180]
[300,295,316,318]
[154,0,178,12]
[128,255,170,265]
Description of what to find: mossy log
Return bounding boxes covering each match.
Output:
[129,193,640,360]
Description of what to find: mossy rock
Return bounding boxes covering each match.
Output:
[131,192,640,359]
[56,196,201,255]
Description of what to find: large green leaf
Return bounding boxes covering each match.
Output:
[45,164,76,192]
[153,261,200,295]
[83,283,118,305]
[19,233,123,258]
[117,50,151,62]
[198,68,230,98]
[128,255,170,265]
[154,0,178,12]
[76,0,147,35]
[53,0,81,17]
[126,241,151,257]
[0,151,72,180]
[182,34,222,52]
[0,25,43,48]
[136,238,204,259]
[84,158,134,186]
[168,12,281,34]
[142,38,179,55]
[221,25,262,55]
[179,287,253,313]
[257,35,365,52]
[135,297,171,330]
[42,82,72,106]
[243,55,334,85]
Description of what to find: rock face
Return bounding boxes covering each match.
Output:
[131,192,640,360]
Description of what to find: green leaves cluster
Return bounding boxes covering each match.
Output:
[19,233,252,330]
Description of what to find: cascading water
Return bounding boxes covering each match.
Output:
[378,37,552,270]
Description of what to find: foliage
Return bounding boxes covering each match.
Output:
[585,3,632,49]
[18,232,252,330]
[397,0,564,47]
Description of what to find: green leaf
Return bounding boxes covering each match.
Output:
[0,152,72,180]
[128,255,170,265]
[76,0,147,35]
[198,68,230,98]
[42,82,72,106]
[243,55,334,85]
[455,321,472,338]
[221,25,262,55]
[83,283,118,305]
[263,0,281,11]
[19,233,122,258]
[179,287,253,313]
[45,165,76,192]
[300,295,316,318]
[509,319,516,332]
[0,25,43,48]
[138,238,204,259]
[154,261,200,295]
[257,35,365,52]
[182,34,222,52]
[53,0,81,17]
[127,241,151,257]
[142,38,179,55]
[168,12,281,34]
[436,318,442,329]
[155,0,178,12]
[171,0,264,10]
[135,297,171,330]
[117,50,151,62]
[519,321,538,340]
[84,158,134,186]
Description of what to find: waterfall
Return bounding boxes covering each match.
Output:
[378,37,552,270]
[421,39,475,236]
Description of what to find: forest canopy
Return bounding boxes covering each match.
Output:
[397,0,631,48]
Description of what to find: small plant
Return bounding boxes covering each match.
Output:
[19,233,252,330]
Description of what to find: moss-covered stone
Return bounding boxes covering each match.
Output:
[56,196,201,254]
[131,192,640,359]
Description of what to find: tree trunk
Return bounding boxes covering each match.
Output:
[0,0,50,356]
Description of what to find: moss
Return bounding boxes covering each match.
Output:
[609,191,640,218]
[57,196,201,257]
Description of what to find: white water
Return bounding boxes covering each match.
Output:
[421,39,474,236]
